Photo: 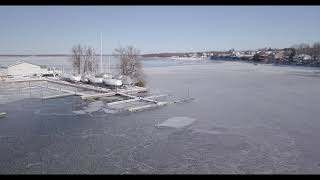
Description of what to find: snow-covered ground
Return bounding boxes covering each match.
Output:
[1,60,320,174]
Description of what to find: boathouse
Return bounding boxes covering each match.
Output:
[4,62,42,77]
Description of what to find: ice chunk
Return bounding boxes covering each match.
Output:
[72,110,86,115]
[103,108,119,114]
[156,116,196,128]
[84,101,104,113]
[72,101,104,114]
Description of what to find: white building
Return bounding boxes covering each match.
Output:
[4,62,43,77]
[301,54,312,61]
[275,51,285,60]
[265,51,273,55]
[294,54,312,63]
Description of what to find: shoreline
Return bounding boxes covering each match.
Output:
[144,60,320,72]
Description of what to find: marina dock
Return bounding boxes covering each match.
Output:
[0,77,191,113]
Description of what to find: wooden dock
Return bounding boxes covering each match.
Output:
[80,92,117,100]
[127,102,169,112]
[1,78,193,113]
[116,92,159,103]
[107,94,168,106]
[46,79,112,93]
[35,78,148,100]
[4,78,45,84]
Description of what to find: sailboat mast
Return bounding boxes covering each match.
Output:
[91,50,94,73]
[100,33,103,74]
[108,55,111,74]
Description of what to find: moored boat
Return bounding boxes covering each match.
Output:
[88,76,103,84]
[103,78,122,86]
[61,74,81,82]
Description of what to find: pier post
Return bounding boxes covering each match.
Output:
[29,81,31,97]
[72,95,74,110]
[41,85,44,103]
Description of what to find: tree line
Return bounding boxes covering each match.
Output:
[70,44,145,87]
[249,42,320,64]
[291,42,320,61]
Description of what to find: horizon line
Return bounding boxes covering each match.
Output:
[0,47,293,57]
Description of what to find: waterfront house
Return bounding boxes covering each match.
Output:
[274,51,285,60]
[293,54,312,64]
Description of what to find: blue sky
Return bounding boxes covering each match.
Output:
[0,6,320,54]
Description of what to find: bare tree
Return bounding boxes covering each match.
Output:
[88,49,99,74]
[311,42,320,61]
[114,46,145,87]
[312,42,320,49]
[71,44,83,75]
[70,44,98,75]
[82,47,97,74]
[294,43,310,55]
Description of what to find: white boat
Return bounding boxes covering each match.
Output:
[41,67,63,77]
[102,73,112,79]
[69,75,81,82]
[88,76,103,84]
[103,78,122,86]
[95,73,112,79]
[80,74,91,83]
[61,74,81,82]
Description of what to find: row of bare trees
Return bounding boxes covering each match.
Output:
[70,44,145,87]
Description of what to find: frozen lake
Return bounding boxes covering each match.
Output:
[0,56,216,73]
[1,59,320,174]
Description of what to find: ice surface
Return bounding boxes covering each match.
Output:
[2,59,320,174]
[102,108,119,114]
[156,117,196,128]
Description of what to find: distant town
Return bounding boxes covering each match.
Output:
[143,42,320,67]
